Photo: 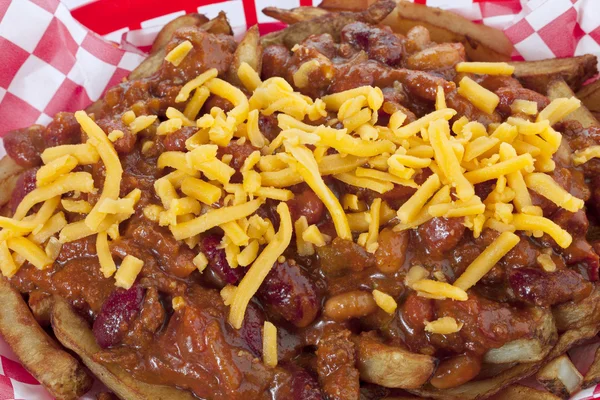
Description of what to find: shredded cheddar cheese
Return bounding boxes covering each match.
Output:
[165,40,193,66]
[115,255,144,289]
[456,62,515,75]
[372,290,397,314]
[454,232,520,291]
[263,321,278,367]
[412,279,468,301]
[425,317,463,334]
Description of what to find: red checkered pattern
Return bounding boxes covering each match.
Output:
[1,0,600,399]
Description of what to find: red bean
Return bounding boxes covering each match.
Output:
[10,168,38,215]
[288,365,323,400]
[93,285,145,348]
[287,189,324,225]
[509,267,593,306]
[418,217,466,255]
[201,234,246,284]
[257,259,320,328]
[238,302,265,358]
[430,354,482,389]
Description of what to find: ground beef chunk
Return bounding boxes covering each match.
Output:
[316,330,360,400]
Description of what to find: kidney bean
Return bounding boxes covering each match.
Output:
[430,354,482,389]
[93,285,145,348]
[324,290,377,322]
[287,189,324,225]
[288,365,324,400]
[238,301,265,358]
[10,168,38,215]
[375,228,409,274]
[508,267,592,306]
[257,259,320,327]
[3,125,46,167]
[201,234,246,284]
[418,217,466,255]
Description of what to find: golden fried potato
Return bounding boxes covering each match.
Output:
[0,278,92,400]
[510,55,598,93]
[129,12,232,81]
[382,2,513,62]
[51,297,196,400]
[262,6,329,25]
[577,79,600,114]
[536,355,583,399]
[227,25,262,86]
[484,308,556,364]
[261,0,396,48]
[583,346,600,389]
[319,0,377,11]
[490,384,561,400]
[151,14,209,54]
[355,334,435,389]
[553,285,600,331]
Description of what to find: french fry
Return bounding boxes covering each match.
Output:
[129,13,232,81]
[262,6,329,25]
[151,14,210,54]
[200,11,233,36]
[576,79,600,114]
[319,0,377,11]
[382,2,513,62]
[553,285,600,331]
[546,77,599,128]
[490,384,561,400]
[484,308,556,364]
[0,278,92,400]
[536,355,583,399]
[261,0,396,48]
[583,346,600,389]
[355,333,435,389]
[510,55,598,93]
[227,25,262,86]
[51,297,196,400]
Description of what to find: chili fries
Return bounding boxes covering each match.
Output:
[0,1,600,399]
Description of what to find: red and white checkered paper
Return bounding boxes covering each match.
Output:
[0,0,600,398]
